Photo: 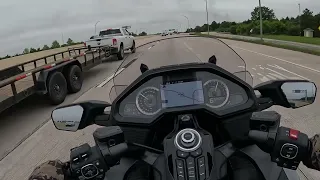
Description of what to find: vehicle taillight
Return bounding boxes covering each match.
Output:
[112,39,117,46]
[84,42,86,47]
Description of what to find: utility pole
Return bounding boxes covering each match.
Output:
[95,21,100,35]
[298,3,301,36]
[182,15,190,32]
[61,33,64,45]
[259,0,263,41]
[205,0,209,35]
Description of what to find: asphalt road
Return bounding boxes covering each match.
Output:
[1,35,320,180]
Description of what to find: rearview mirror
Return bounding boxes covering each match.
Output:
[51,101,111,132]
[281,82,317,108]
[254,80,317,109]
[52,105,83,131]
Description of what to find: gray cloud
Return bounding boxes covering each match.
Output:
[0,0,319,56]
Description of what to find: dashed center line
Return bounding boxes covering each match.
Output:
[97,68,125,88]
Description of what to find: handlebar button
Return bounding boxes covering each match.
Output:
[280,143,298,159]
[191,148,202,157]
[289,129,299,140]
[176,159,186,180]
[177,150,189,158]
[186,157,196,180]
[198,157,206,180]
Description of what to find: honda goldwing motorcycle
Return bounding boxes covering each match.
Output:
[51,36,317,180]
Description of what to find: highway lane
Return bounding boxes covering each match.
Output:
[1,36,320,179]
[0,35,162,161]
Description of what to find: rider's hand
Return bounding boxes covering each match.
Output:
[303,134,320,171]
[28,160,67,180]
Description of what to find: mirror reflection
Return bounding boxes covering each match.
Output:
[281,82,317,108]
[51,105,84,131]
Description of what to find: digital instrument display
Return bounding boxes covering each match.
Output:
[160,80,204,108]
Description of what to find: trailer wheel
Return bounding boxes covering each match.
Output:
[66,65,83,93]
[47,72,67,105]
[131,41,136,53]
[117,45,124,60]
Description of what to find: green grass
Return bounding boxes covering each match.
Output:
[195,33,320,56]
[252,34,320,46]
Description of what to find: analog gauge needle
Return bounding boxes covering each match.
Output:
[214,82,218,91]
[140,94,148,100]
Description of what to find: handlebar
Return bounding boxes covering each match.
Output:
[64,116,311,180]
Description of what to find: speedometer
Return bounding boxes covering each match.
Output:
[203,79,230,108]
[136,87,161,115]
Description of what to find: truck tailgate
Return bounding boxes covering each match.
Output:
[86,37,113,47]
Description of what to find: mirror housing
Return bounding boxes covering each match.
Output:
[254,80,317,109]
[51,100,111,132]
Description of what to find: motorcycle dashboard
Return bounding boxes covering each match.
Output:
[111,65,256,125]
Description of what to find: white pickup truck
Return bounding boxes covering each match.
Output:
[84,28,135,60]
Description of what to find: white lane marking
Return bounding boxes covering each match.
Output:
[252,68,256,71]
[97,68,125,88]
[257,73,263,76]
[266,74,277,80]
[148,46,152,50]
[271,64,310,80]
[268,73,286,79]
[238,66,245,68]
[259,76,270,82]
[232,46,320,74]
[183,41,203,61]
[259,67,264,70]
[184,42,193,50]
[266,68,290,79]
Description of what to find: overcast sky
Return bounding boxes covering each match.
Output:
[0,0,319,56]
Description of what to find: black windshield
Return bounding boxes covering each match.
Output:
[99,29,122,36]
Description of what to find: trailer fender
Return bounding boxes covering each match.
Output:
[36,60,82,94]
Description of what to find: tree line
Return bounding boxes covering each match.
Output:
[0,38,83,60]
[188,6,320,37]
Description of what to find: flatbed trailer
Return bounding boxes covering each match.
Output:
[0,46,113,113]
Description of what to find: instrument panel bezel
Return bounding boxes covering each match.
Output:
[110,63,258,127]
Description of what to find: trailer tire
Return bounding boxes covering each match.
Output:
[66,65,83,93]
[131,41,136,53]
[117,45,124,60]
[47,72,67,105]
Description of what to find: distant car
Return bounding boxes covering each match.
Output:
[168,29,175,35]
[161,30,168,36]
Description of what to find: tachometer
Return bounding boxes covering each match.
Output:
[136,87,161,115]
[203,79,230,108]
